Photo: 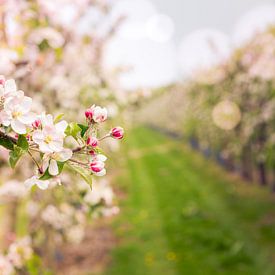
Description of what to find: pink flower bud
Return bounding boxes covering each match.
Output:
[85,108,93,120]
[89,149,96,156]
[32,119,41,129]
[0,75,5,86]
[111,127,124,139]
[90,160,105,173]
[86,136,98,147]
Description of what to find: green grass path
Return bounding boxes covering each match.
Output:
[105,127,275,275]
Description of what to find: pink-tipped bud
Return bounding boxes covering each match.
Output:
[90,160,104,173]
[26,134,31,141]
[85,108,93,120]
[89,149,96,156]
[32,119,41,129]
[0,76,5,86]
[111,127,124,140]
[86,136,98,147]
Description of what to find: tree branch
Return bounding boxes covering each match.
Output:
[0,130,17,144]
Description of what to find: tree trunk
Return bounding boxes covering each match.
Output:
[241,146,252,181]
[258,161,267,186]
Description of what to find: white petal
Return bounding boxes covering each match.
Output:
[56,149,72,162]
[36,179,49,190]
[96,154,107,162]
[49,159,59,176]
[49,140,63,152]
[18,112,36,124]
[19,96,32,112]
[95,169,106,177]
[42,156,50,172]
[55,120,68,134]
[24,176,36,189]
[32,130,45,144]
[11,119,26,134]
[39,142,52,153]
[4,79,16,94]
[0,111,11,126]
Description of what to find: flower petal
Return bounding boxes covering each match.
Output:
[96,154,107,162]
[42,155,50,172]
[95,169,106,177]
[19,96,32,112]
[32,130,45,144]
[4,79,17,94]
[49,140,63,152]
[55,149,72,162]
[36,179,49,190]
[11,119,26,134]
[18,112,36,124]
[24,176,36,189]
[55,120,68,134]
[49,159,59,176]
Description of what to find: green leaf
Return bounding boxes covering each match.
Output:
[54,113,65,123]
[39,169,53,181]
[9,146,24,168]
[57,161,65,174]
[77,124,89,138]
[0,137,14,150]
[65,122,81,139]
[67,163,93,189]
[17,135,29,151]
[39,161,65,180]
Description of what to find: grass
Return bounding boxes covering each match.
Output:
[104,127,275,275]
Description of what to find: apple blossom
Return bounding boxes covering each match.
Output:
[32,115,68,153]
[93,105,108,123]
[42,148,72,176]
[85,105,108,123]
[0,91,36,134]
[0,77,125,190]
[111,127,124,140]
[0,255,14,275]
[7,237,33,268]
[24,176,49,190]
[0,77,17,100]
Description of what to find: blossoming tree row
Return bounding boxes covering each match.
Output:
[137,27,275,190]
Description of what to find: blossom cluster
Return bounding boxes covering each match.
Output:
[0,77,124,190]
[0,237,33,275]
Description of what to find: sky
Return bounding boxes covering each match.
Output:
[151,0,275,40]
[103,0,275,90]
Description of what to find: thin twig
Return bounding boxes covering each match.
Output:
[27,150,43,174]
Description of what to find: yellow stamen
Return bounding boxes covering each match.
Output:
[12,111,22,119]
[45,135,52,144]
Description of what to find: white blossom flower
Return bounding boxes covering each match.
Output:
[0,180,28,202]
[7,237,33,268]
[93,105,108,123]
[0,255,14,275]
[0,91,36,134]
[32,114,68,153]
[66,225,85,244]
[24,176,49,190]
[84,179,113,205]
[42,148,72,176]
[0,77,17,99]
[41,205,72,230]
